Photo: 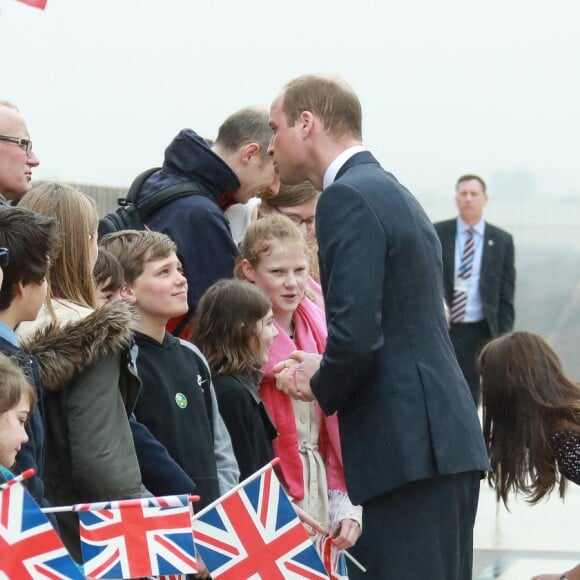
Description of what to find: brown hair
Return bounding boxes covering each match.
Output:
[215,106,273,160]
[234,214,309,279]
[479,331,580,506]
[93,247,124,291]
[194,279,271,375]
[0,206,59,311]
[0,352,36,415]
[456,174,487,194]
[19,182,98,308]
[99,230,176,284]
[282,74,362,140]
[261,182,319,210]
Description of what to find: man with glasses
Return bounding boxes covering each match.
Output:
[0,100,39,205]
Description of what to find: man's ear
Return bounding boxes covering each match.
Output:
[120,282,137,305]
[240,142,260,165]
[240,259,255,282]
[299,111,315,138]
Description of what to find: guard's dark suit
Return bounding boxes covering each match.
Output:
[434,219,515,403]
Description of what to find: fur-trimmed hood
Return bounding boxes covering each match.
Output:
[20,300,139,392]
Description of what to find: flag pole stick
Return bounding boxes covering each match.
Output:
[192,458,280,521]
[343,549,367,572]
[0,468,35,490]
[40,494,200,514]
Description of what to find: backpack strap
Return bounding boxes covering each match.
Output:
[123,167,214,221]
[124,167,161,204]
[136,181,212,220]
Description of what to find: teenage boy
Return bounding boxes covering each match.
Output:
[101,230,239,508]
[0,206,59,509]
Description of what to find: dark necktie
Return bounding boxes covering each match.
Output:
[450,228,475,324]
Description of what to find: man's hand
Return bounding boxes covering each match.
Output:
[273,351,322,402]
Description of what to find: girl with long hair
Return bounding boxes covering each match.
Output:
[479,331,580,580]
[194,279,278,480]
[17,181,141,560]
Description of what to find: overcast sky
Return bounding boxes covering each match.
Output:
[1,0,578,201]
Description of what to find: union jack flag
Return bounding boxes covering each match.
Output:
[194,467,329,579]
[78,494,198,579]
[0,479,84,579]
[314,533,349,580]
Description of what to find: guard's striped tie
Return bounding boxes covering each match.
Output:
[450,227,475,323]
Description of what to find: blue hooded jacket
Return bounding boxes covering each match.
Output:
[136,130,241,320]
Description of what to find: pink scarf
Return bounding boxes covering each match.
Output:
[261,297,346,500]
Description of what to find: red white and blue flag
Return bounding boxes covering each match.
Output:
[194,467,329,579]
[314,533,349,580]
[78,494,198,579]
[0,478,84,579]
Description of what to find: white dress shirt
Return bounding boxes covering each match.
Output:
[322,145,366,190]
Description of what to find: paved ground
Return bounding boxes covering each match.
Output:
[473,476,580,578]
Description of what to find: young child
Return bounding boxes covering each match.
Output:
[237,214,362,556]
[479,331,580,580]
[93,247,124,306]
[259,182,322,304]
[101,229,239,508]
[194,279,278,480]
[0,205,58,510]
[0,352,36,481]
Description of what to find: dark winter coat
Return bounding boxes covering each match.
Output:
[20,300,142,560]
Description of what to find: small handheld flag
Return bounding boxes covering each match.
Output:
[0,476,84,579]
[78,494,198,579]
[194,461,329,579]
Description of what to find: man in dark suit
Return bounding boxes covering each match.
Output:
[434,175,515,405]
[269,75,490,579]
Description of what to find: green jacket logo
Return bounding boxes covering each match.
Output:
[175,392,188,409]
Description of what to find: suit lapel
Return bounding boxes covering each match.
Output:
[480,223,495,292]
[441,221,456,302]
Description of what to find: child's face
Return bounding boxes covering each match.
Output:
[0,393,30,468]
[251,309,278,364]
[96,277,122,307]
[122,252,188,321]
[242,241,308,321]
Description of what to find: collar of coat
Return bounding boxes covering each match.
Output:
[20,300,138,392]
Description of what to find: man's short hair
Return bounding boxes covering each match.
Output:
[100,230,176,284]
[456,174,487,194]
[282,74,363,140]
[214,106,273,160]
[93,247,124,291]
[0,206,59,311]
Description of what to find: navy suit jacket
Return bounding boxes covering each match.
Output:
[434,219,515,337]
[310,152,490,505]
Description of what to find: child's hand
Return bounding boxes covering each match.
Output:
[332,518,361,550]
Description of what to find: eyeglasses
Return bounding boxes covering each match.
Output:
[0,135,33,154]
[273,206,316,229]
